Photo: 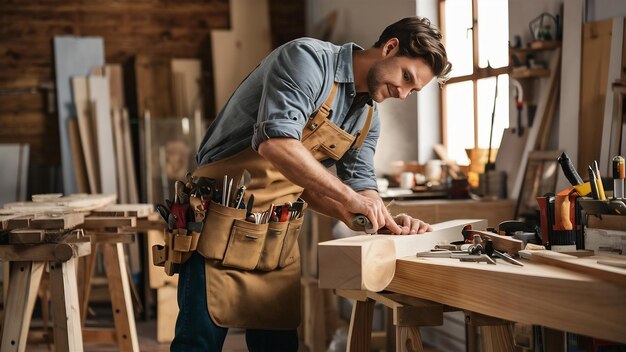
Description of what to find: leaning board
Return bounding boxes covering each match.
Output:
[318,219,487,292]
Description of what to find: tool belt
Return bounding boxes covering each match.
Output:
[151,174,306,275]
[196,200,305,271]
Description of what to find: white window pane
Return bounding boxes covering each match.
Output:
[477,0,509,68]
[444,0,473,77]
[445,81,474,165]
[476,75,509,150]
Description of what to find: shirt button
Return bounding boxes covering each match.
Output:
[350,93,355,97]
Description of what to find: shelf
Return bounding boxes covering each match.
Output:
[510,40,561,54]
[509,67,550,79]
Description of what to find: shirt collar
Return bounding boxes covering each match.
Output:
[335,43,363,84]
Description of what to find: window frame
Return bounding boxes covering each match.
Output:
[438,0,509,153]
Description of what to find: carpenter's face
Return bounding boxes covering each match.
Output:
[366,42,435,103]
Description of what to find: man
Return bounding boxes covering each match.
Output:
[172,16,451,351]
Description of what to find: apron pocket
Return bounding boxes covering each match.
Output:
[256,221,289,271]
[222,220,269,270]
[197,200,247,260]
[278,216,304,268]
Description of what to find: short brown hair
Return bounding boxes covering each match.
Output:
[374,17,452,84]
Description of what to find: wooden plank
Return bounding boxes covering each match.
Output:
[0,261,44,352]
[556,0,584,191]
[171,59,202,119]
[88,75,118,196]
[5,215,32,230]
[156,285,178,343]
[600,17,625,175]
[8,229,45,244]
[53,36,105,195]
[519,250,626,288]
[135,55,175,119]
[210,0,272,113]
[30,212,85,229]
[0,144,28,207]
[91,204,154,218]
[1,193,117,215]
[465,230,524,255]
[0,241,91,261]
[578,20,613,174]
[121,109,139,203]
[72,76,100,193]
[387,256,626,344]
[318,219,487,291]
[67,117,89,193]
[82,327,117,344]
[90,232,135,244]
[102,242,140,351]
[81,216,136,230]
[112,108,128,202]
[49,258,84,351]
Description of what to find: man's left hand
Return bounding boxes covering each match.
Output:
[391,213,433,235]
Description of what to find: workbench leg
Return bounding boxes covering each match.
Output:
[2,260,9,310]
[465,311,514,352]
[0,261,44,352]
[346,299,375,352]
[480,325,515,352]
[396,326,424,352]
[102,242,139,352]
[543,327,566,351]
[49,259,84,352]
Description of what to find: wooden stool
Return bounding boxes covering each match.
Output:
[0,239,91,352]
[79,215,140,352]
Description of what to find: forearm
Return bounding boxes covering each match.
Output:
[258,138,356,205]
[300,189,351,223]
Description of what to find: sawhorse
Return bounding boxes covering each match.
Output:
[0,239,91,352]
[79,215,140,352]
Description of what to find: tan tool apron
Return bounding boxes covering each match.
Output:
[192,83,373,329]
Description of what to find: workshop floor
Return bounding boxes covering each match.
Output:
[25,319,248,351]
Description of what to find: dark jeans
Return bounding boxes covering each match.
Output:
[170,252,298,352]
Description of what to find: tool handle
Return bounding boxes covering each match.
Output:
[558,152,584,186]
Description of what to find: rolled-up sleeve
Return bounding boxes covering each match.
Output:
[251,42,326,151]
[336,106,380,192]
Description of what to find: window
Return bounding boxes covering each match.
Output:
[440,0,510,165]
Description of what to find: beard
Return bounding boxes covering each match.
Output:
[366,61,387,103]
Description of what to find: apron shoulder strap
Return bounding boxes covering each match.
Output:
[313,82,339,118]
[353,106,374,150]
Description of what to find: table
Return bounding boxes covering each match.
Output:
[339,255,626,351]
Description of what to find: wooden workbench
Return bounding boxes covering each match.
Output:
[385,255,626,345]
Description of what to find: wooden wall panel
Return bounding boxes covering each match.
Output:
[0,0,305,172]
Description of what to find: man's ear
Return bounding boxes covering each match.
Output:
[383,38,399,57]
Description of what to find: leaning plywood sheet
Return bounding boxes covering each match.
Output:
[211,0,271,112]
[53,36,104,194]
[72,76,99,193]
[318,219,487,292]
[88,76,117,196]
[0,144,29,207]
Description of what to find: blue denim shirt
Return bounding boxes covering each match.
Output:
[196,38,380,192]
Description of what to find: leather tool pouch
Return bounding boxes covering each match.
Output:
[153,228,200,276]
[301,114,355,161]
[197,200,306,272]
